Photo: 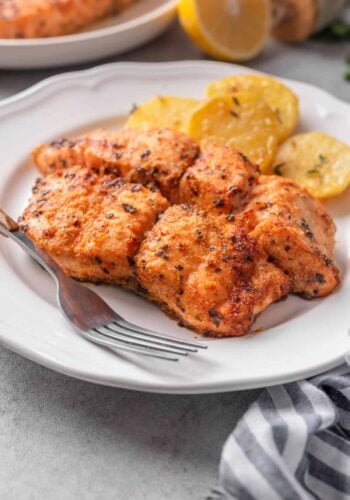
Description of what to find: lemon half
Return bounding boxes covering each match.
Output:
[178,0,271,62]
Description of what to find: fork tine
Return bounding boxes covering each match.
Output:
[85,329,179,361]
[93,327,189,356]
[105,323,198,353]
[114,319,208,349]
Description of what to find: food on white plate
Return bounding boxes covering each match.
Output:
[125,96,199,133]
[24,70,344,337]
[32,128,199,202]
[206,74,299,143]
[19,166,169,288]
[29,126,341,305]
[0,0,137,39]
[272,131,350,200]
[135,204,289,337]
[114,75,350,201]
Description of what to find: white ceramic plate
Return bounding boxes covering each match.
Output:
[0,61,349,393]
[0,0,177,69]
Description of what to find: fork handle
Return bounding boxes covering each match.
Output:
[0,208,64,282]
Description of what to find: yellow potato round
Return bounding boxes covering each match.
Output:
[125,96,199,133]
[187,92,279,172]
[206,74,299,143]
[272,132,350,199]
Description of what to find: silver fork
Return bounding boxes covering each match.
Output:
[0,209,207,361]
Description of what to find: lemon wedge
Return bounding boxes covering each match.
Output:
[178,0,271,61]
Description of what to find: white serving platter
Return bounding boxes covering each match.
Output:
[0,61,349,393]
[0,0,177,69]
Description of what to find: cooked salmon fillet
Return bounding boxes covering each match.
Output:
[19,166,169,287]
[178,145,259,214]
[0,0,135,38]
[135,204,290,337]
[177,146,339,299]
[22,127,340,338]
[32,128,199,201]
[234,176,340,298]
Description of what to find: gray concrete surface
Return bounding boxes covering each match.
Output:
[0,19,349,500]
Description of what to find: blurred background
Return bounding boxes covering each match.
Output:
[1,0,350,102]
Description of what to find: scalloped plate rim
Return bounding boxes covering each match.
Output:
[0,60,349,393]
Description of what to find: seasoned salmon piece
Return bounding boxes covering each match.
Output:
[19,166,169,287]
[234,176,340,298]
[177,147,339,299]
[178,144,259,214]
[32,128,199,201]
[135,204,289,337]
[0,0,135,38]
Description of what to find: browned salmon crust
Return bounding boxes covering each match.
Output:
[234,176,340,298]
[174,141,339,298]
[135,204,289,337]
[22,128,340,337]
[178,144,259,214]
[19,166,169,287]
[0,0,135,38]
[32,128,199,202]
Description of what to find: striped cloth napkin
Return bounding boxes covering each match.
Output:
[210,362,350,500]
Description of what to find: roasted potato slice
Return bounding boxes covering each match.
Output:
[206,74,299,142]
[187,92,279,173]
[272,132,350,199]
[125,96,199,133]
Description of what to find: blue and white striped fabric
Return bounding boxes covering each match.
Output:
[211,363,350,500]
